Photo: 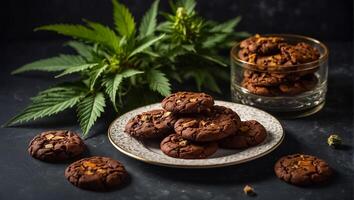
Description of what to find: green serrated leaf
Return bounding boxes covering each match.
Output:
[5,85,86,126]
[77,92,106,136]
[36,24,98,42]
[147,69,171,96]
[139,0,159,38]
[89,64,109,90]
[128,34,165,58]
[112,0,136,37]
[12,55,86,74]
[55,63,98,78]
[66,41,93,60]
[210,16,242,33]
[103,69,144,109]
[85,20,121,52]
[199,54,228,67]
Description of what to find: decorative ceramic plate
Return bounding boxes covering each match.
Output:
[108,101,284,168]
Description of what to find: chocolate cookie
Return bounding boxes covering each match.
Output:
[240,34,284,55]
[161,92,214,114]
[160,134,218,159]
[219,120,267,149]
[28,130,85,162]
[280,42,320,64]
[174,105,240,142]
[65,156,128,191]
[279,74,318,95]
[274,154,333,186]
[242,79,280,96]
[244,70,299,87]
[125,109,177,139]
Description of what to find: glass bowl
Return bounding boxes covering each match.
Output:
[230,34,329,118]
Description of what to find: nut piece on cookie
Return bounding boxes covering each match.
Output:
[160,134,218,159]
[219,120,267,149]
[274,154,333,186]
[161,92,214,114]
[125,109,177,140]
[28,130,86,162]
[174,105,241,142]
[65,156,128,191]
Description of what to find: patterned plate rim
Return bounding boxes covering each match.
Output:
[108,101,284,168]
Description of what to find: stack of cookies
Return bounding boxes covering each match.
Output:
[238,34,320,96]
[125,92,268,159]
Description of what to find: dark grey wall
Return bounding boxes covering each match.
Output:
[1,0,352,42]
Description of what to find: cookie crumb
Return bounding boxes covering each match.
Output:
[243,185,256,196]
[327,134,342,148]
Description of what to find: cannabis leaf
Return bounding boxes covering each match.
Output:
[128,34,165,58]
[5,84,86,126]
[66,41,93,60]
[147,69,171,96]
[12,55,86,74]
[139,0,159,38]
[103,69,144,110]
[89,65,109,90]
[77,92,106,136]
[112,0,136,37]
[55,63,98,78]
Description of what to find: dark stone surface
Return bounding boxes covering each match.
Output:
[0,41,352,200]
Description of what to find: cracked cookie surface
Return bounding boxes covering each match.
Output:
[274,154,332,186]
[28,130,85,162]
[219,120,267,149]
[174,105,240,142]
[124,109,177,139]
[65,156,128,191]
[160,134,218,159]
[161,92,214,114]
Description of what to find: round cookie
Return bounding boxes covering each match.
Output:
[65,156,128,191]
[125,109,177,139]
[274,154,333,186]
[280,42,320,64]
[244,70,299,87]
[174,105,240,142]
[161,92,214,114]
[160,134,218,159]
[239,34,284,55]
[28,130,85,162]
[242,79,280,96]
[219,120,267,149]
[279,74,318,95]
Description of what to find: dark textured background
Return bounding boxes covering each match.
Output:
[0,0,353,42]
[0,1,353,200]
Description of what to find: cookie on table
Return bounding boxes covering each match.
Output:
[274,154,333,186]
[160,134,218,159]
[28,130,85,162]
[161,92,214,114]
[125,109,177,139]
[174,105,240,142]
[219,120,267,149]
[65,156,128,191]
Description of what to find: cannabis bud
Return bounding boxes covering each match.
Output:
[327,134,342,148]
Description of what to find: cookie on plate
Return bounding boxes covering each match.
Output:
[274,154,333,186]
[125,109,177,139]
[65,156,128,191]
[28,130,85,162]
[174,105,240,142]
[160,134,218,159]
[161,92,214,114]
[219,120,267,149]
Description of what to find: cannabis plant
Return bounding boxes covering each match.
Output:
[6,0,247,137]
[157,0,249,92]
[6,0,169,136]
